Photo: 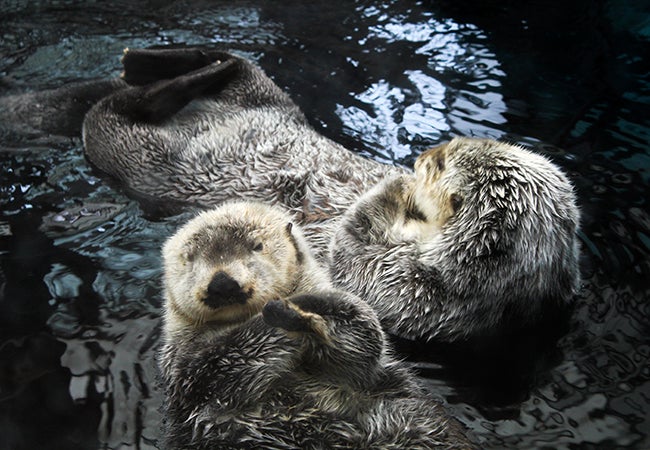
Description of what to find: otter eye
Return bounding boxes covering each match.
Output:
[253,242,264,252]
[450,194,463,213]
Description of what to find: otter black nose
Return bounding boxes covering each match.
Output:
[204,271,248,308]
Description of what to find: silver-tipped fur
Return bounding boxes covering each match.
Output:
[159,201,475,449]
[330,137,581,342]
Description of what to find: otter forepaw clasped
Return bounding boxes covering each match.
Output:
[263,299,329,341]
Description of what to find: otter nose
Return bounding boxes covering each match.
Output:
[208,271,240,297]
[203,271,248,308]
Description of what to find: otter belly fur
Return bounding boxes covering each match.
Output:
[82,48,404,257]
[160,201,474,449]
[329,137,581,342]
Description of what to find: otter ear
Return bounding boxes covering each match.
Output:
[286,222,293,234]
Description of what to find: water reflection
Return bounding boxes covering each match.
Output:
[57,314,161,449]
[1,1,649,449]
[41,207,180,449]
[336,6,508,164]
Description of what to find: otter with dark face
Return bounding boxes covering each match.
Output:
[160,201,475,449]
[329,137,580,342]
[82,48,404,257]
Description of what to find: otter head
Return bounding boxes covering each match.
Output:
[413,137,578,264]
[413,137,524,255]
[162,202,310,336]
[411,139,465,232]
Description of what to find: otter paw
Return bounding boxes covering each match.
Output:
[263,300,311,332]
[263,300,329,341]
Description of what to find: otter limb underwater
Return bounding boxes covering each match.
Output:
[159,201,475,449]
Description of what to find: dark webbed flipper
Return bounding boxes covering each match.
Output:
[121,47,234,85]
[263,298,330,341]
[114,58,239,123]
[264,300,313,332]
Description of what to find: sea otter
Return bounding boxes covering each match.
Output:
[80,48,579,341]
[82,47,404,257]
[159,201,475,449]
[329,137,581,342]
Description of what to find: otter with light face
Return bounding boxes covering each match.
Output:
[330,137,581,342]
[160,201,475,450]
[161,201,328,339]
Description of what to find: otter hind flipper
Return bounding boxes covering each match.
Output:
[121,47,236,86]
[120,58,239,123]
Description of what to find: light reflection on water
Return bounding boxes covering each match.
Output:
[335,3,509,163]
[0,1,648,449]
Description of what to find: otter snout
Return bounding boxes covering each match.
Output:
[203,271,249,308]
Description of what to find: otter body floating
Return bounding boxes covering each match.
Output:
[160,201,474,449]
[330,137,581,342]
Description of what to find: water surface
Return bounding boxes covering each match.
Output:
[1,1,649,449]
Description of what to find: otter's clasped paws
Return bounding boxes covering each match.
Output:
[263,300,330,342]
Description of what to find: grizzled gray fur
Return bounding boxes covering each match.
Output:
[81,47,403,257]
[52,47,577,341]
[160,201,474,449]
[329,138,581,342]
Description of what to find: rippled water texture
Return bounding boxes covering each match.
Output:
[1,1,649,449]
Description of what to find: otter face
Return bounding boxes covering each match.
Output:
[162,202,304,330]
[413,137,578,260]
[412,141,465,231]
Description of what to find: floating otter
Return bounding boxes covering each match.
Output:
[330,137,581,342]
[79,47,579,341]
[160,201,474,449]
[82,47,404,256]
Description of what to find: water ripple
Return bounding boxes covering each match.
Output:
[1,1,649,449]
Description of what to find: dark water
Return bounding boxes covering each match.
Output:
[1,1,649,449]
